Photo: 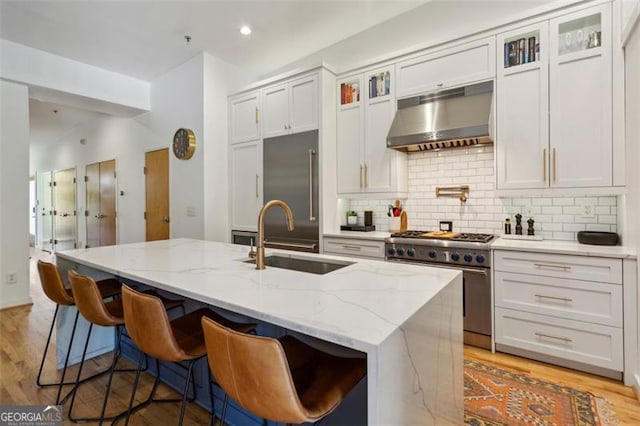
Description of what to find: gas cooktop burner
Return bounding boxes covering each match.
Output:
[389,230,496,243]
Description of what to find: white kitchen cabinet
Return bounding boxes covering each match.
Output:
[323,236,385,259]
[496,22,549,189]
[230,140,262,232]
[336,67,407,196]
[549,4,612,188]
[493,248,624,376]
[496,3,614,190]
[262,74,318,138]
[395,37,495,99]
[229,91,260,144]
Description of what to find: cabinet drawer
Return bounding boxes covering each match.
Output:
[495,271,622,326]
[493,250,622,284]
[495,307,623,371]
[323,237,385,259]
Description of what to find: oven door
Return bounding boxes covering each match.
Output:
[386,258,491,349]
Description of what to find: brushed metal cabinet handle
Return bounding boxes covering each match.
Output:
[535,332,572,343]
[308,149,316,222]
[364,164,368,188]
[255,174,259,198]
[341,244,362,251]
[543,148,547,182]
[535,294,573,302]
[534,262,571,270]
[359,165,364,189]
[552,148,557,182]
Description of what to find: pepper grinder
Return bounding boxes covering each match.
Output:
[515,213,523,235]
[527,218,535,236]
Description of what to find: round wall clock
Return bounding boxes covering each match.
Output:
[172,128,196,160]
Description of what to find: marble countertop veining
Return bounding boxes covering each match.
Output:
[55,238,459,353]
[491,237,637,259]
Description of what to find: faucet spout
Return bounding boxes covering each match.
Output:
[256,200,295,270]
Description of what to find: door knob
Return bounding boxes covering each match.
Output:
[161,217,170,223]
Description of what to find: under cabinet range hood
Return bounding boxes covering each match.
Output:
[387,81,494,152]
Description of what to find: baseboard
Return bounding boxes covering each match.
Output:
[0,296,33,310]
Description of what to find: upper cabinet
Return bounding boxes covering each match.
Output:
[336,66,407,196]
[262,74,318,138]
[229,91,260,144]
[496,3,614,190]
[549,5,612,188]
[395,37,496,98]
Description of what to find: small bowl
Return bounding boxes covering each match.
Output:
[577,231,618,246]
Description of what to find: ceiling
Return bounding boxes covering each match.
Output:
[1,0,428,148]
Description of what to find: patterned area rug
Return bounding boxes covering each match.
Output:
[464,360,618,426]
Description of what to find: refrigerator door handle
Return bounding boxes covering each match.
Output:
[309,149,317,222]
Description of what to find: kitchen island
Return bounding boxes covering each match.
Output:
[55,238,463,425]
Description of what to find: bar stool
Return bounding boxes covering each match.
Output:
[201,316,366,425]
[67,270,185,423]
[119,285,257,426]
[36,260,121,405]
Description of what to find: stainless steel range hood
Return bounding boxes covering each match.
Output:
[387,81,494,152]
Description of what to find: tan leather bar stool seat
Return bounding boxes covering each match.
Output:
[36,260,122,405]
[67,270,185,423]
[120,285,256,425]
[201,316,366,424]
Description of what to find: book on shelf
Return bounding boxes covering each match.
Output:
[504,35,538,68]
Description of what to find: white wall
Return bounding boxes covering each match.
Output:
[0,80,31,308]
[30,116,161,247]
[347,146,618,240]
[202,53,254,242]
[623,11,640,393]
[136,55,206,239]
[1,39,149,114]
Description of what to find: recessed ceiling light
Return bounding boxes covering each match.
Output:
[240,25,252,35]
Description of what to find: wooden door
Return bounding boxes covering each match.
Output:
[53,168,76,251]
[40,171,54,253]
[145,149,170,241]
[99,160,116,246]
[85,162,100,248]
[85,159,116,248]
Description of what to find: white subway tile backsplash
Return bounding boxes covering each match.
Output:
[345,146,617,240]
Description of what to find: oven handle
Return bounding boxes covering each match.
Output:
[385,258,488,275]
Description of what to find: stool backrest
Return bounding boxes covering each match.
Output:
[37,260,74,306]
[121,284,185,362]
[68,270,121,327]
[201,316,308,423]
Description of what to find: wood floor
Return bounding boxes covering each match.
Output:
[1,250,639,425]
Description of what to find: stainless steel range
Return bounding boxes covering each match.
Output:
[385,230,496,350]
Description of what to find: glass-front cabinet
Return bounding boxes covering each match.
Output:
[496,3,613,191]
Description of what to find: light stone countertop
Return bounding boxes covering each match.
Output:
[491,237,637,259]
[55,238,459,353]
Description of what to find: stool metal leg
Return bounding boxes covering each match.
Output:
[178,360,196,426]
[122,351,147,426]
[55,309,80,404]
[67,322,93,419]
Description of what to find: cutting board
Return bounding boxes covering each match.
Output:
[421,231,460,239]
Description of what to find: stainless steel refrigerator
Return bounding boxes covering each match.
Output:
[263,130,319,253]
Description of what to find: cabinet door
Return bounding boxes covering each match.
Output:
[289,75,318,134]
[396,37,495,98]
[549,4,612,187]
[336,75,364,194]
[230,141,262,231]
[229,91,260,144]
[496,23,550,189]
[262,83,289,138]
[364,68,400,193]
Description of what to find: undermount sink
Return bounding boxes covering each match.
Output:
[244,255,354,275]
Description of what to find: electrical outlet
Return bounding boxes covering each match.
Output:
[6,272,17,285]
[582,204,596,218]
